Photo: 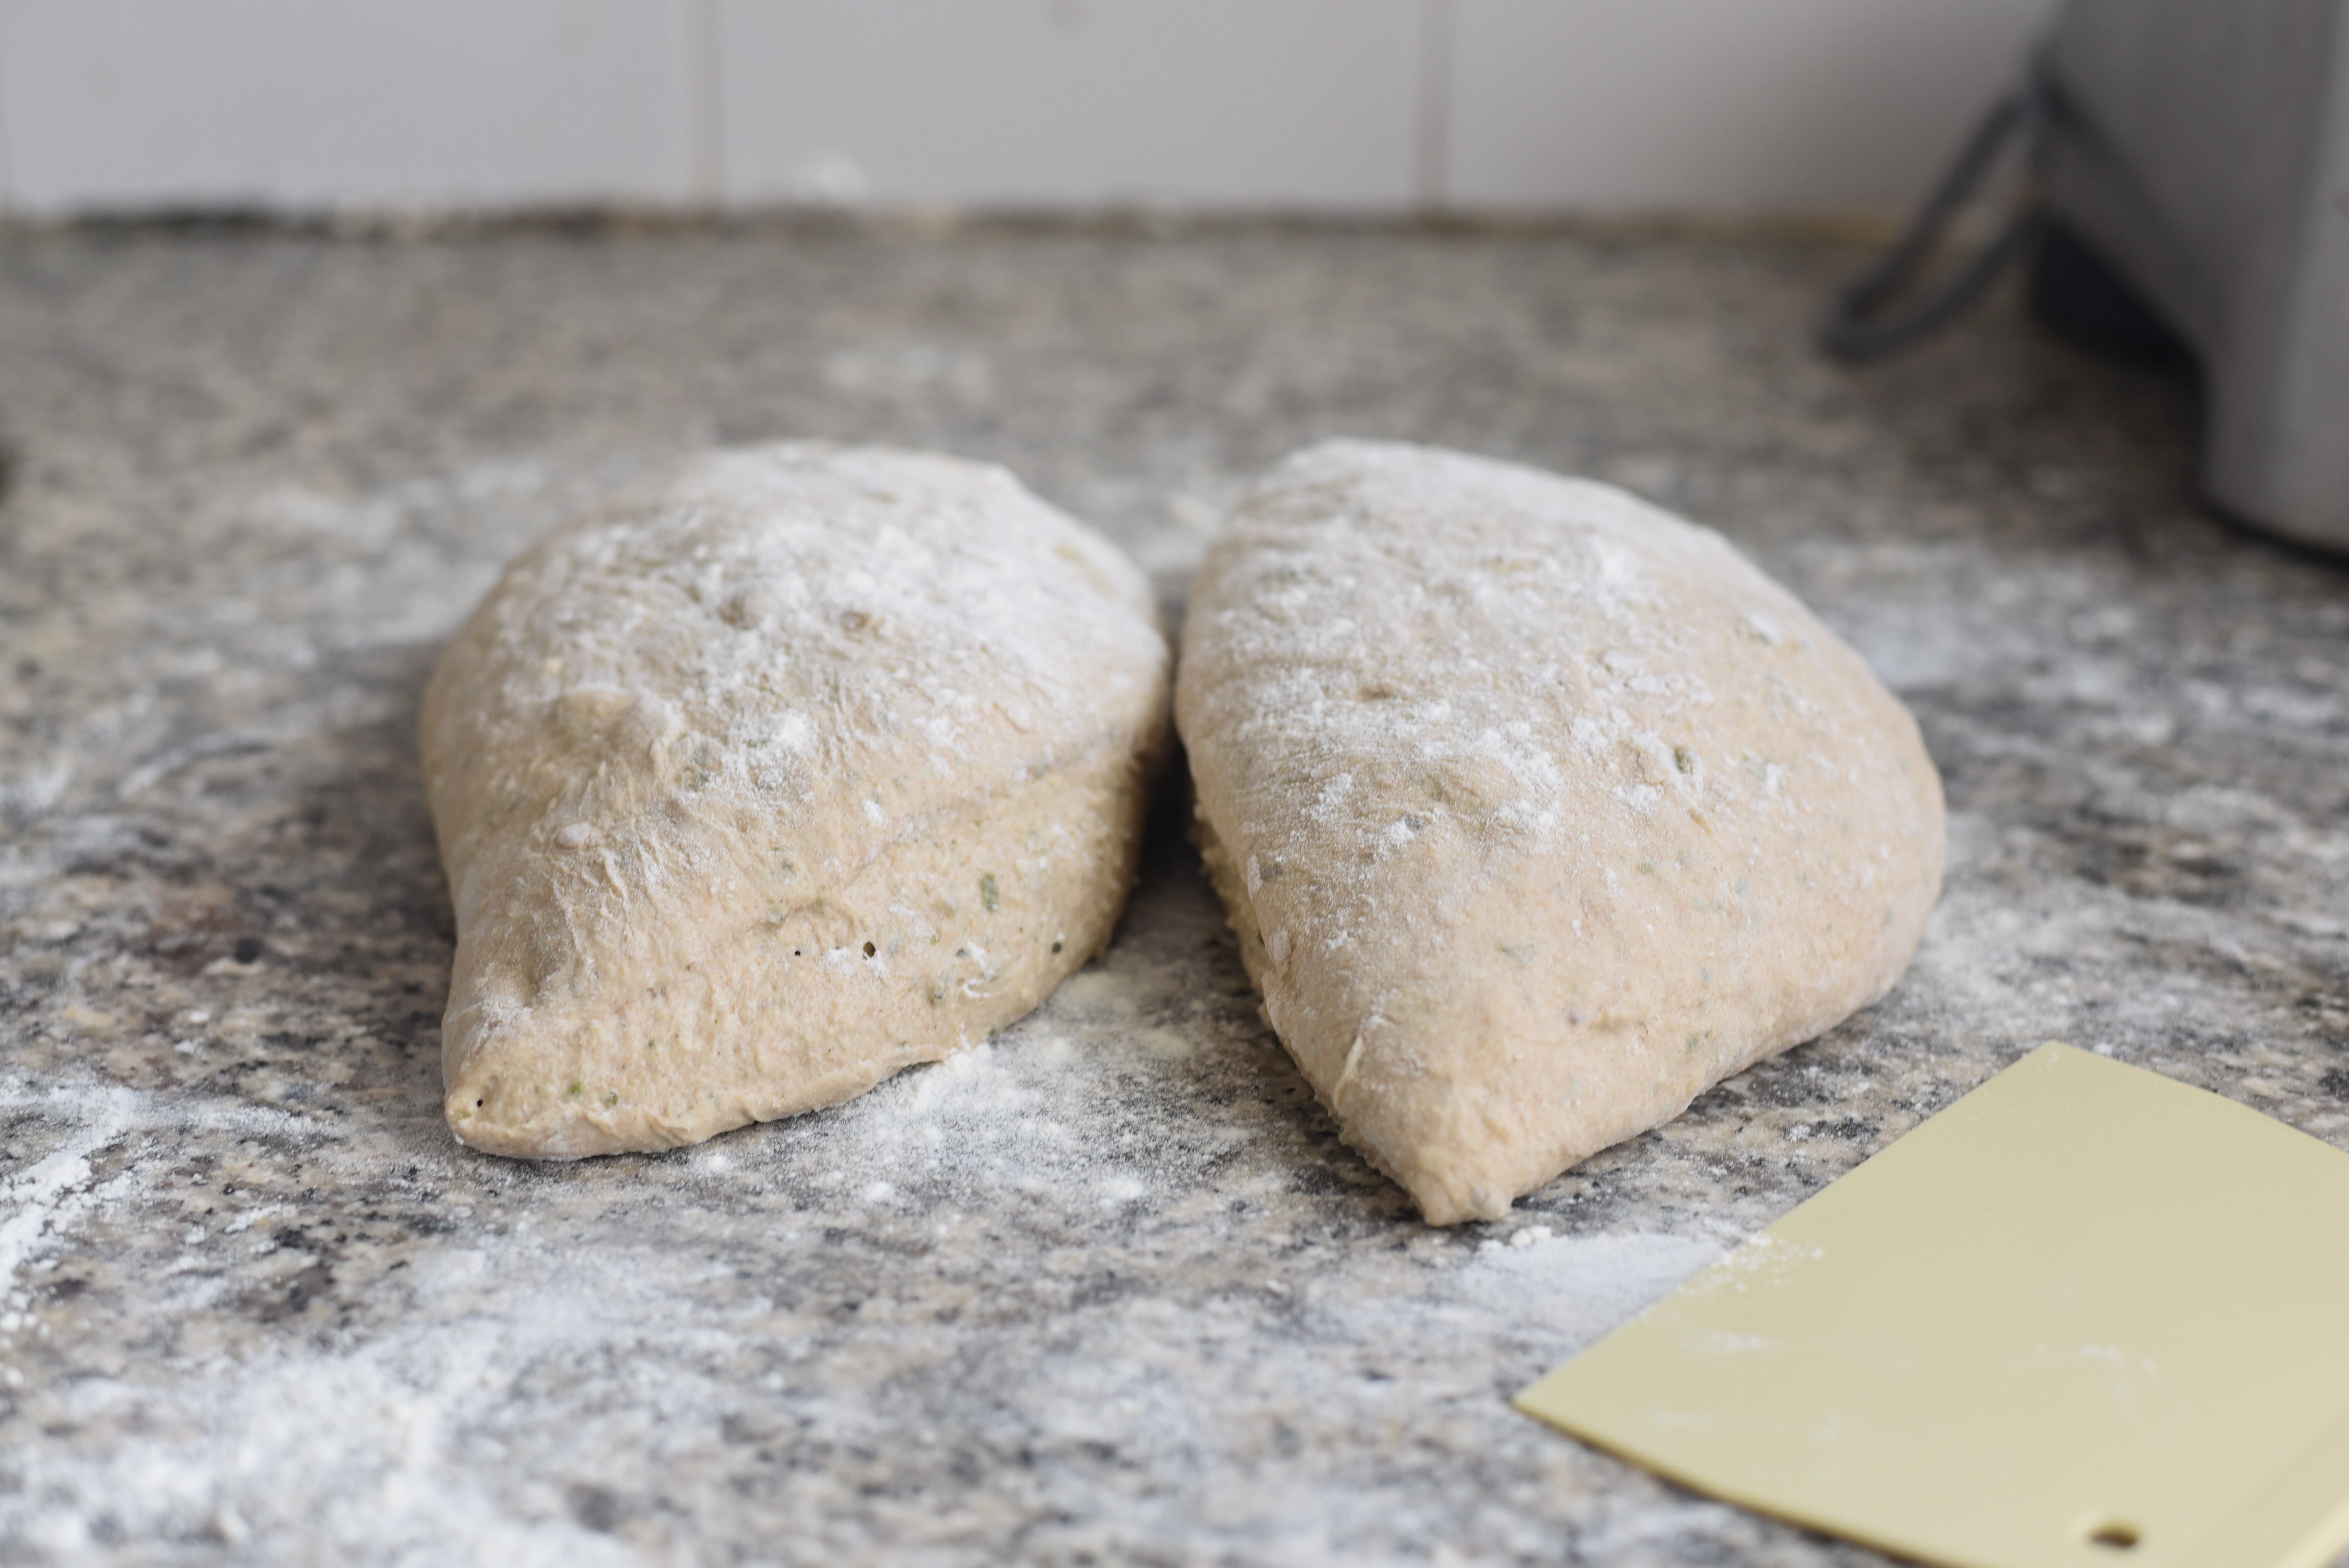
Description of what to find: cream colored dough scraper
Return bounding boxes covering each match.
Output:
[1516,1043,2349,1568]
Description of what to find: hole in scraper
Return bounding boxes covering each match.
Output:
[2084,1519,2141,1550]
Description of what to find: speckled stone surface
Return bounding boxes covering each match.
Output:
[4,220,2348,1566]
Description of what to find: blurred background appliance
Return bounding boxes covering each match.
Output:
[1831,0,2349,552]
[2045,0,2349,554]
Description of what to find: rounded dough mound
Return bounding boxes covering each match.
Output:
[423,443,1171,1157]
[1177,440,1944,1224]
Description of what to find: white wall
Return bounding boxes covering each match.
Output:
[0,0,2053,218]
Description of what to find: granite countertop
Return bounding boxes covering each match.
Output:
[4,219,2347,1567]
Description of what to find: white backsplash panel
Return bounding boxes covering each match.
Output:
[0,0,2053,217]
[0,0,701,213]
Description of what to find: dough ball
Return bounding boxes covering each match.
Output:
[422,443,1171,1157]
[1176,440,1944,1224]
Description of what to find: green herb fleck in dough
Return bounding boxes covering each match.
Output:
[978,872,1001,912]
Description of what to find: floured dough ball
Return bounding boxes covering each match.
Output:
[1177,440,1943,1224]
[422,443,1171,1157]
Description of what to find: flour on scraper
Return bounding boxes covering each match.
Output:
[422,443,1171,1157]
[1177,441,1944,1224]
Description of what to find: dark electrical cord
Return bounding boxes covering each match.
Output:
[1817,57,2054,362]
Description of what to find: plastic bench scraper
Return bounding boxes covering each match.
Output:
[1514,1043,2349,1568]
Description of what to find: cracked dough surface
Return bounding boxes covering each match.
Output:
[1177,440,1945,1224]
[422,443,1171,1157]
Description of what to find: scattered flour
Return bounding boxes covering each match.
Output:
[0,951,1728,1568]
